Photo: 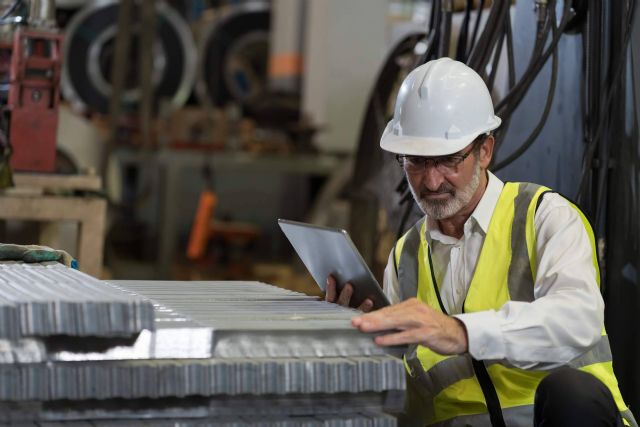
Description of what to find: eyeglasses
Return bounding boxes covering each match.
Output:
[396,144,476,175]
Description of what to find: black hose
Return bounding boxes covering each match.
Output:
[467,0,486,60]
[440,3,453,58]
[576,0,637,202]
[456,0,474,61]
[493,13,517,149]
[493,11,559,172]
[468,0,502,68]
[496,0,571,122]
[495,0,560,114]
[417,0,442,66]
[593,0,622,226]
[486,29,506,93]
[468,0,509,72]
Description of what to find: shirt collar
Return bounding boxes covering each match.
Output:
[471,171,504,234]
[425,171,504,243]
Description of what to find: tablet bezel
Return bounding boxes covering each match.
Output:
[278,219,390,310]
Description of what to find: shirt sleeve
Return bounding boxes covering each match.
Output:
[454,193,605,370]
[383,249,402,305]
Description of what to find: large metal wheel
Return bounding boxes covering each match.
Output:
[61,0,196,114]
[196,2,270,110]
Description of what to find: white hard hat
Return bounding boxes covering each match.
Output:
[380,57,501,156]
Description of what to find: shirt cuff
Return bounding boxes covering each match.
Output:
[454,310,506,360]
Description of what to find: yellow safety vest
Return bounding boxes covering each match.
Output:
[393,182,636,427]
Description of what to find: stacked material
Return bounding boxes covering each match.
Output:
[0,263,406,426]
[0,262,154,338]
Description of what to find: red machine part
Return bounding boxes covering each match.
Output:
[7,28,63,172]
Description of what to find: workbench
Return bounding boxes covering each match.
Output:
[0,173,107,277]
[112,147,352,279]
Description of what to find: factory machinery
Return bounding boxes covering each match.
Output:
[0,261,406,425]
[0,0,62,177]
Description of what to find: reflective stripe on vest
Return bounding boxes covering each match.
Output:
[394,182,635,426]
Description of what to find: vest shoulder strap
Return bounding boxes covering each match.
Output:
[395,217,424,301]
[508,182,547,302]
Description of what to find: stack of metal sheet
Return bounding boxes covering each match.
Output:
[0,262,155,338]
[0,263,406,426]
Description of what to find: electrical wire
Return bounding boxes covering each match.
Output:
[495,0,570,129]
[455,0,474,61]
[415,0,442,67]
[494,0,557,115]
[486,29,506,93]
[576,0,638,204]
[440,0,453,57]
[466,0,486,60]
[492,4,560,172]
[468,0,510,72]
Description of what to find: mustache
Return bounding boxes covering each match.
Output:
[419,184,455,198]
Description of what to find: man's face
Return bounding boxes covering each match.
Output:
[402,137,493,219]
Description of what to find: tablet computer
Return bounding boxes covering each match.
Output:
[278,219,390,310]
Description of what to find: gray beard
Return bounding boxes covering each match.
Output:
[409,160,482,220]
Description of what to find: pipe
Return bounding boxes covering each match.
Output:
[29,0,56,28]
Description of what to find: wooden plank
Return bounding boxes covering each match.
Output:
[13,173,102,191]
[0,195,106,277]
[76,199,107,278]
[0,195,104,220]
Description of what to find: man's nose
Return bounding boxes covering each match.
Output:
[422,164,446,191]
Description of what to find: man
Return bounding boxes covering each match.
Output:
[326,58,636,427]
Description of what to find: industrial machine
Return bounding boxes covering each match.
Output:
[0,0,62,175]
[197,1,271,113]
[61,0,196,117]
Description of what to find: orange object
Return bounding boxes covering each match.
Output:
[187,190,261,262]
[268,53,303,78]
[187,190,217,260]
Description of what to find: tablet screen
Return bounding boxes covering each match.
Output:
[279,219,390,310]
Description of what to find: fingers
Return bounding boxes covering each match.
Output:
[326,278,372,311]
[336,283,354,307]
[373,329,421,347]
[353,311,406,332]
[324,276,336,302]
[325,276,337,302]
[357,298,374,313]
[352,299,426,332]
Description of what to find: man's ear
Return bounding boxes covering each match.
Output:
[479,135,495,169]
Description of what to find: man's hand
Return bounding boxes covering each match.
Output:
[325,275,374,313]
[352,298,468,355]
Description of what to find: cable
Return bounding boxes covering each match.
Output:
[467,0,486,60]
[576,0,637,203]
[486,29,506,93]
[416,0,442,66]
[492,0,557,152]
[468,0,510,72]
[492,4,559,172]
[439,0,453,58]
[495,0,570,123]
[494,0,558,115]
[455,0,474,61]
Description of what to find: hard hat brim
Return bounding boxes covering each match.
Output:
[380,116,501,156]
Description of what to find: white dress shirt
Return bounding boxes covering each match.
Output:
[383,172,605,370]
